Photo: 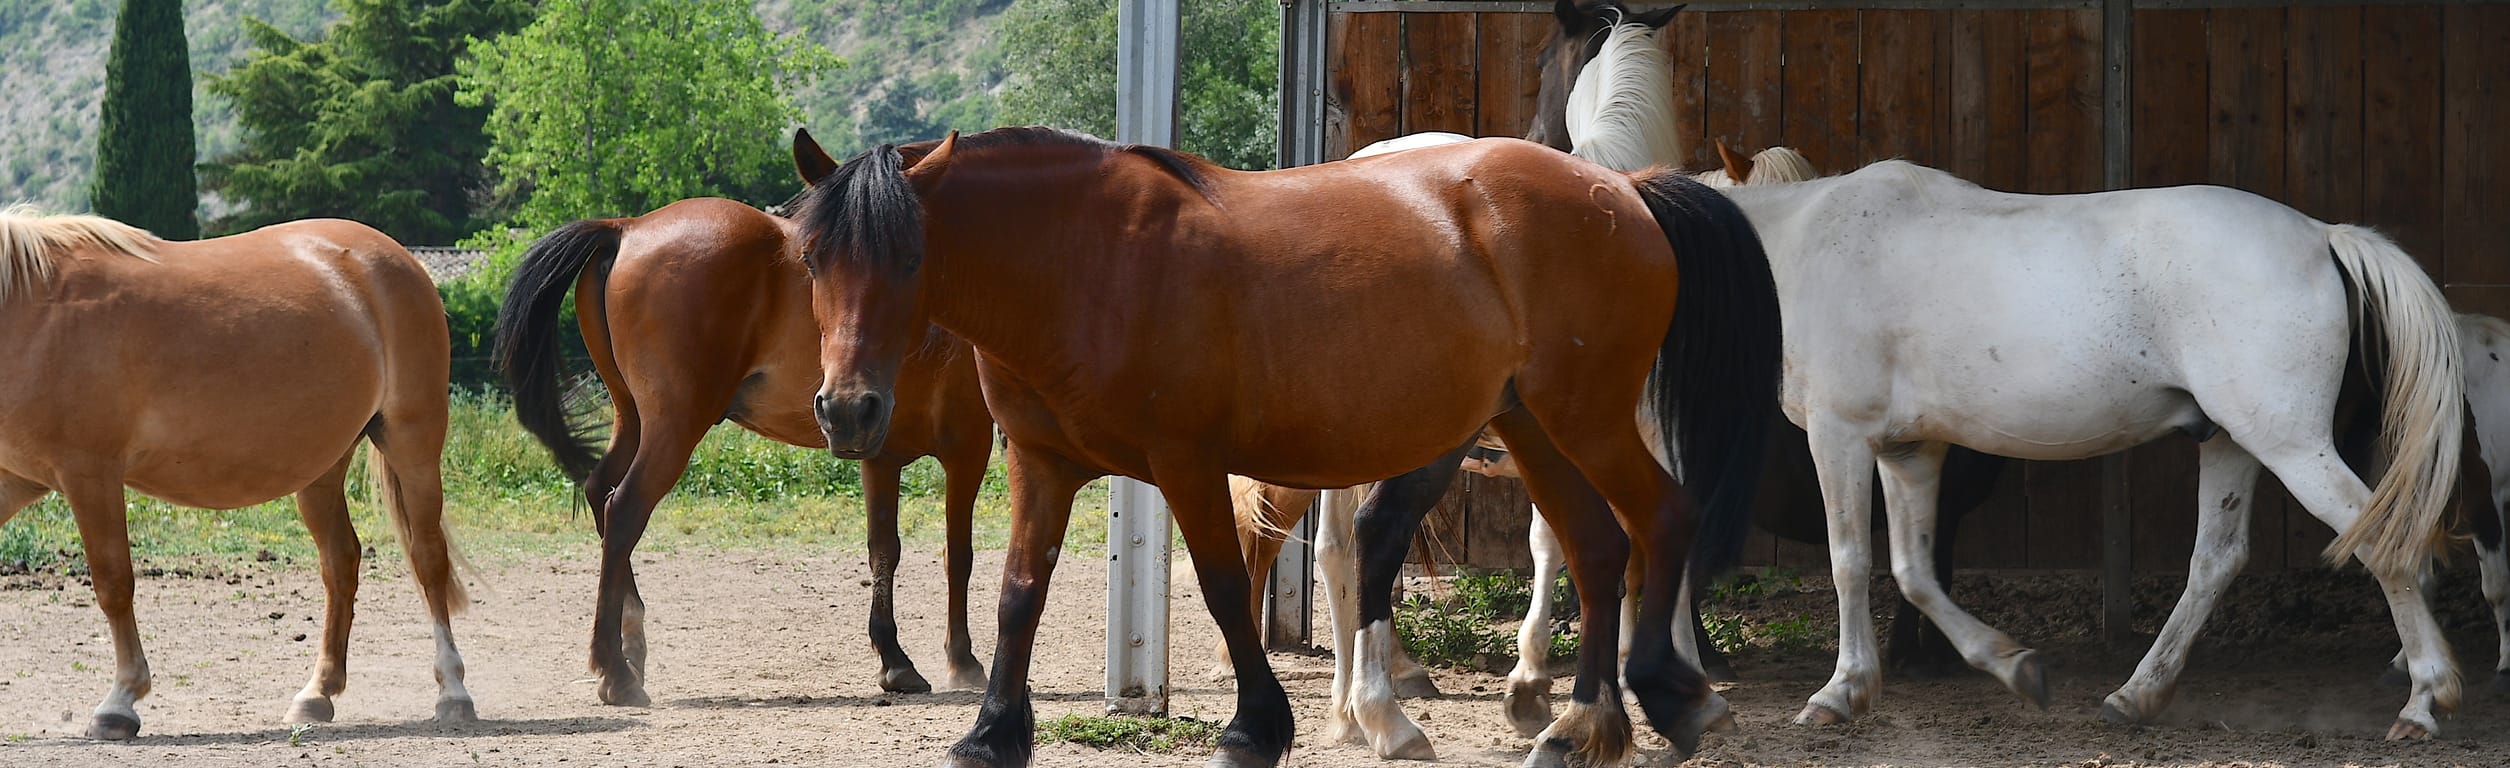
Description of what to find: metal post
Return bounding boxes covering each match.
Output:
[1264,505,1316,649]
[1277,0,1330,170]
[1108,0,1180,718]
[2097,0,2135,650]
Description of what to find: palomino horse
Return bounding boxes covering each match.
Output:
[1718,162,2464,738]
[789,125,1780,767]
[493,197,994,705]
[0,208,473,738]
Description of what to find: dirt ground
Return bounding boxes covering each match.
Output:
[4,546,2509,768]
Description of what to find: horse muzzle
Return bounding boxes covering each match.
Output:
[814,390,893,459]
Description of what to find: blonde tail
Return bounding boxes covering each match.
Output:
[2322,225,2465,580]
[369,443,474,613]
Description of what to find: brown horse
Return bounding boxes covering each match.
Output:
[788,126,1781,768]
[492,197,993,706]
[0,208,473,738]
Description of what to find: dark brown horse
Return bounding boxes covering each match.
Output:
[788,125,1780,768]
[0,209,472,738]
[493,197,993,705]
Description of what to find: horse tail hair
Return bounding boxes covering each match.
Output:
[492,218,623,484]
[2323,224,2465,581]
[1628,170,1783,581]
[1230,476,1303,543]
[368,441,474,614]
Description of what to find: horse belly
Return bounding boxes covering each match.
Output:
[1900,376,2200,460]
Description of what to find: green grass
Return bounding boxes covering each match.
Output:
[1035,714,1222,754]
[1394,571,1580,670]
[0,391,1114,575]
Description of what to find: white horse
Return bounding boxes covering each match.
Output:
[1729,162,2463,738]
[2455,313,2510,691]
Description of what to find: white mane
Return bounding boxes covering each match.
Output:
[0,204,158,304]
[1565,22,1684,171]
[1697,146,1819,188]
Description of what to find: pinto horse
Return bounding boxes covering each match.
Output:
[493,197,993,705]
[788,125,1780,768]
[0,208,473,738]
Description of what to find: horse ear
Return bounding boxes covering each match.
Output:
[914,131,961,174]
[1633,4,1685,28]
[794,128,839,186]
[1716,138,1754,184]
[1553,0,1584,32]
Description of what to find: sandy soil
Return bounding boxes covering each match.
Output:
[4,547,2508,768]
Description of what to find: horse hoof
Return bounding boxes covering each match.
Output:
[1204,745,1283,768]
[1392,669,1442,699]
[2386,718,2435,740]
[1519,738,1572,768]
[1325,714,1367,747]
[2379,666,2412,688]
[881,665,933,695]
[436,698,478,722]
[86,711,140,741]
[1373,722,1438,761]
[1503,683,1553,738]
[2009,650,2050,709]
[944,662,987,692]
[285,696,335,724]
[1672,695,1734,756]
[1794,702,1848,726]
[2098,696,2141,725]
[598,677,652,707]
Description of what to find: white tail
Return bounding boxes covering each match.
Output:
[2323,225,2465,580]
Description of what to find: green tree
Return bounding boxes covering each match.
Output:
[993,0,1278,171]
[456,0,838,230]
[90,0,199,238]
[201,0,532,243]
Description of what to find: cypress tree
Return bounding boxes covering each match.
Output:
[90,0,199,239]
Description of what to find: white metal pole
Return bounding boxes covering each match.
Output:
[1107,0,1180,719]
[1259,0,1330,652]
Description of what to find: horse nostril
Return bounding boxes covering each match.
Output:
[814,393,837,424]
[857,392,885,422]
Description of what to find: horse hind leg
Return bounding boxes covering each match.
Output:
[286,451,363,724]
[2475,482,2510,695]
[369,412,477,722]
[585,415,711,707]
[938,446,989,691]
[1343,460,1464,761]
[2253,441,2461,738]
[58,473,149,739]
[863,458,932,693]
[2100,438,2262,724]
[1315,485,1369,746]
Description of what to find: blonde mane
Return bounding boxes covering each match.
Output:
[1565,22,1685,172]
[0,205,158,302]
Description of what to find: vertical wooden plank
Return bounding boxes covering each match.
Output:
[2131,9,2209,188]
[2283,6,2364,225]
[2128,439,2201,573]
[2444,5,2510,288]
[1982,11,2030,191]
[1705,11,1785,167]
[1459,476,1534,571]
[2023,8,2101,194]
[1941,11,2029,191]
[1476,12,1548,140]
[1859,9,1937,167]
[2362,5,2443,273]
[1331,12,1403,159]
[2207,8,2285,198]
[1664,11,1711,171]
[1951,458,2031,571]
[2025,459,2104,569]
[1402,13,1479,137]
[1781,9,1860,173]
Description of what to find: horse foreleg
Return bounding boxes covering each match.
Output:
[941,443,1086,768]
[1799,427,1880,726]
[939,446,989,692]
[287,453,362,725]
[1316,485,1368,746]
[1163,470,1295,768]
[62,474,148,740]
[1505,511,1567,737]
[1346,459,1461,762]
[863,458,931,693]
[1484,414,1642,768]
[2476,478,2510,695]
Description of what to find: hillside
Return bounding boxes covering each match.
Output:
[0,0,1006,215]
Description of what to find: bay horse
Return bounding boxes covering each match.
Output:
[1719,161,2464,739]
[0,208,473,738]
[492,197,992,706]
[788,125,1781,768]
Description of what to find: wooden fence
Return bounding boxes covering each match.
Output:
[1314,0,2510,573]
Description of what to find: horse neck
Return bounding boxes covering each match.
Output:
[914,163,1154,375]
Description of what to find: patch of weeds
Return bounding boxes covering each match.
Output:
[1395,570,1582,669]
[1701,612,1748,655]
[5,732,30,743]
[68,661,89,674]
[1756,613,1822,653]
[287,723,315,747]
[1035,714,1220,754]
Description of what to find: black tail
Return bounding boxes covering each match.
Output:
[492,219,622,483]
[1629,170,1783,580]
